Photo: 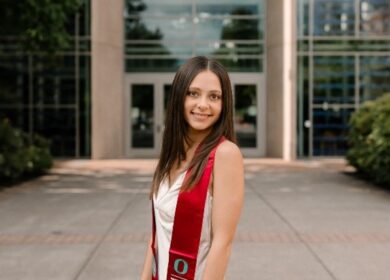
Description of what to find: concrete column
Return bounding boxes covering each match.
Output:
[91,0,124,159]
[266,0,297,160]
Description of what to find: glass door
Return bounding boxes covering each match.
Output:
[124,73,174,157]
[125,73,265,158]
[230,73,266,157]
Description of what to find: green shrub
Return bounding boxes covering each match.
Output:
[346,93,390,186]
[0,118,53,185]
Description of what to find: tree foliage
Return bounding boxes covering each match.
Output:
[0,118,53,185]
[347,93,390,186]
[0,0,81,53]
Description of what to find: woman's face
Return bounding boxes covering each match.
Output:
[184,70,223,136]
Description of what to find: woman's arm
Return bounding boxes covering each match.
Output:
[140,233,153,280]
[201,140,244,280]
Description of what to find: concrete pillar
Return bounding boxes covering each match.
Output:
[91,0,124,159]
[266,0,297,160]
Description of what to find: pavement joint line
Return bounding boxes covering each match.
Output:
[1,232,390,245]
[72,194,141,280]
[247,180,339,280]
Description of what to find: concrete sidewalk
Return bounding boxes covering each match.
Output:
[0,159,389,280]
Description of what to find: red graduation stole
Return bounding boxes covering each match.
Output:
[151,137,225,280]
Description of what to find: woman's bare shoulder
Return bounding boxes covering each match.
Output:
[215,140,243,163]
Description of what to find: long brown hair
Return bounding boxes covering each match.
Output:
[149,56,236,199]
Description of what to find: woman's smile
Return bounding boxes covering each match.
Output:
[191,112,212,120]
[184,70,222,134]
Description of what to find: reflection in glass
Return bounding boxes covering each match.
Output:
[234,85,256,147]
[196,42,262,56]
[196,4,260,16]
[313,56,355,104]
[297,56,310,157]
[79,55,91,157]
[127,18,192,41]
[297,0,309,36]
[124,0,265,73]
[0,55,28,105]
[196,18,261,40]
[131,85,154,148]
[126,42,192,56]
[126,59,183,72]
[0,2,91,157]
[314,0,355,36]
[126,1,191,17]
[360,56,390,102]
[313,108,352,156]
[360,0,390,36]
[33,107,76,156]
[218,58,262,72]
[297,0,390,157]
[33,56,76,105]
[164,84,172,115]
[312,39,390,52]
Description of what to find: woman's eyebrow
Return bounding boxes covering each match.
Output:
[189,87,221,94]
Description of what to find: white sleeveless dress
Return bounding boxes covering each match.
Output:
[153,169,213,280]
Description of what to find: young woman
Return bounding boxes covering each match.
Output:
[140,56,244,280]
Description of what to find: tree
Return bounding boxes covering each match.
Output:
[212,7,261,70]
[220,8,260,40]
[0,0,81,54]
[124,0,177,70]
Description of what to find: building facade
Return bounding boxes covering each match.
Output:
[297,0,390,157]
[0,0,389,159]
[0,1,91,158]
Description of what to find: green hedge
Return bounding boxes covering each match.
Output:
[346,93,390,186]
[0,118,53,185]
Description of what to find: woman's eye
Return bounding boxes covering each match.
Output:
[187,91,198,97]
[210,94,221,101]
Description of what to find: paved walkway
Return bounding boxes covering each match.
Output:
[0,159,390,280]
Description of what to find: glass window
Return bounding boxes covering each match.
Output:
[297,0,310,37]
[131,85,154,148]
[126,58,182,72]
[33,56,76,105]
[218,58,262,72]
[125,0,191,17]
[0,1,91,158]
[313,108,352,156]
[195,41,263,57]
[297,56,310,157]
[64,0,90,36]
[314,0,355,36]
[360,56,390,102]
[125,42,192,56]
[297,0,389,157]
[164,84,172,113]
[124,0,265,73]
[0,55,29,105]
[33,107,76,157]
[360,0,390,36]
[313,56,355,104]
[195,18,262,40]
[234,85,257,148]
[78,55,91,157]
[196,4,261,16]
[125,17,193,41]
[312,39,390,52]
[195,0,261,4]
